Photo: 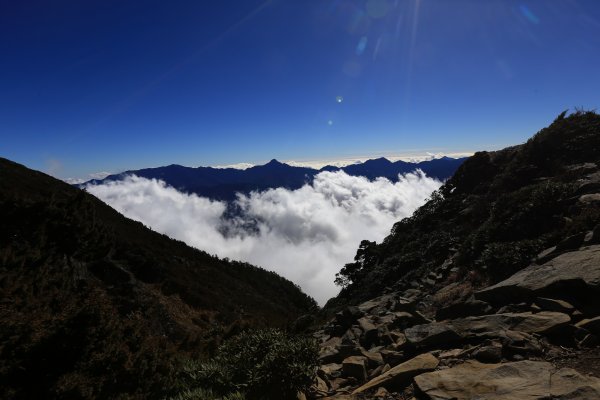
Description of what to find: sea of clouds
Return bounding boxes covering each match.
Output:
[86,170,441,304]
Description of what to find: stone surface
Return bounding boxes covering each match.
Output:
[352,353,439,394]
[576,316,600,335]
[414,360,600,400]
[404,322,462,348]
[357,317,379,346]
[476,245,600,308]
[342,356,368,382]
[534,297,575,314]
[450,311,571,336]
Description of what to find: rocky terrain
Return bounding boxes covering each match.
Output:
[308,111,600,399]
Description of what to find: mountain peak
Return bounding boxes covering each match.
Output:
[266,159,283,166]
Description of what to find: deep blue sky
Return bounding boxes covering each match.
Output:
[2,0,600,179]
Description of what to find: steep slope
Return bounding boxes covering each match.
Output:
[0,158,317,399]
[83,157,466,201]
[330,110,600,308]
[310,111,600,399]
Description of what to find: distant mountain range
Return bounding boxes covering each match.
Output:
[81,157,467,200]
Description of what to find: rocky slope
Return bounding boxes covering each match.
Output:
[310,111,600,399]
[0,158,317,399]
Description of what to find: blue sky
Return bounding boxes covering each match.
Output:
[2,0,600,180]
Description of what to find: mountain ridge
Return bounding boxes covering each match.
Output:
[80,157,467,201]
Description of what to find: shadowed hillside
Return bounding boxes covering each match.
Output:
[329,110,600,308]
[0,158,317,399]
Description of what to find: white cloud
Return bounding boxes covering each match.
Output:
[85,170,441,305]
[63,171,112,185]
[211,163,255,170]
[89,171,112,180]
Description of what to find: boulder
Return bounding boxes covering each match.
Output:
[342,356,368,382]
[336,306,364,328]
[320,363,343,378]
[404,322,462,348]
[357,317,378,346]
[576,316,600,335]
[414,360,600,400]
[352,353,439,394]
[450,311,571,337]
[472,342,503,363]
[534,297,575,314]
[436,298,493,320]
[476,245,600,312]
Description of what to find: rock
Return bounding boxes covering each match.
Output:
[404,322,462,348]
[297,391,307,400]
[374,387,389,398]
[450,311,571,337]
[579,333,599,347]
[341,326,362,344]
[336,306,364,328]
[329,377,352,392]
[379,349,406,366]
[342,356,368,382]
[555,232,587,252]
[320,342,358,364]
[472,342,503,363]
[579,193,600,203]
[320,363,343,378]
[414,360,600,400]
[534,297,575,314]
[357,317,379,347]
[358,347,384,368]
[352,353,439,394]
[315,376,329,393]
[476,245,600,313]
[536,246,558,264]
[436,298,493,320]
[357,293,396,313]
[575,316,600,335]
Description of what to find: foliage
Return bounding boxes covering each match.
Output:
[0,157,318,399]
[174,329,318,400]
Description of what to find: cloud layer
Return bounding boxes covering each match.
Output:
[86,170,441,304]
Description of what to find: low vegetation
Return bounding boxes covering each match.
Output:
[172,329,318,400]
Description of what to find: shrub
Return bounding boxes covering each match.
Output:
[174,329,318,400]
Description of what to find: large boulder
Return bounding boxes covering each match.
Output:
[414,360,600,399]
[352,353,439,394]
[342,356,368,382]
[476,245,600,313]
[404,322,462,348]
[450,311,571,337]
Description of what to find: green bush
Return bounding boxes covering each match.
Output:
[174,329,318,400]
